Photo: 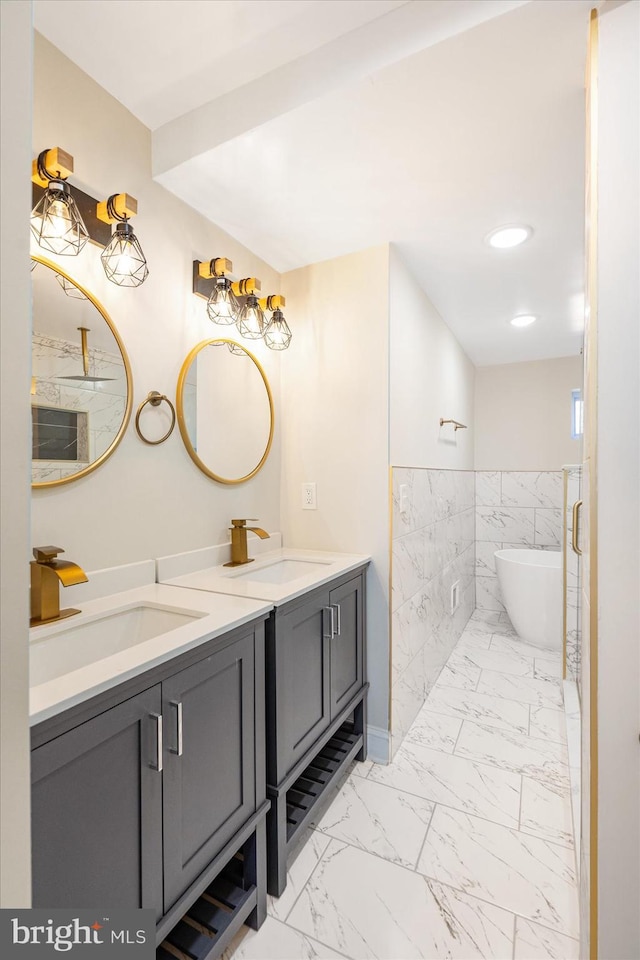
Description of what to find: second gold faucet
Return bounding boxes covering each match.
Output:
[224,519,270,567]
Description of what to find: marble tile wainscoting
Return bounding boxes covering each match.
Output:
[390,468,475,758]
[475,471,563,614]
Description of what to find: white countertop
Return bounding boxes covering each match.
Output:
[159,547,370,605]
[29,583,272,726]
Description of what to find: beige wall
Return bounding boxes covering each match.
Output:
[31,34,283,570]
[389,246,475,469]
[1,0,32,907]
[280,246,390,756]
[474,356,583,470]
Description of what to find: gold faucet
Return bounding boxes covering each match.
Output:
[224,519,270,567]
[30,546,88,627]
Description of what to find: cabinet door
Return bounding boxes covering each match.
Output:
[31,686,163,917]
[272,595,331,782]
[329,575,364,719]
[162,632,256,913]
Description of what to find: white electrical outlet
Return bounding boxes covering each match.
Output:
[302,482,317,510]
[399,484,409,515]
[450,580,460,614]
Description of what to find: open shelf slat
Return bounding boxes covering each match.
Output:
[158,838,259,960]
[285,720,363,843]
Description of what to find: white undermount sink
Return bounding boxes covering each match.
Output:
[30,602,206,685]
[222,558,331,584]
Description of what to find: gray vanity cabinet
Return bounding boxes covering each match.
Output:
[162,632,256,912]
[31,685,164,916]
[266,567,368,896]
[269,572,365,785]
[329,576,364,720]
[270,592,332,781]
[32,618,270,960]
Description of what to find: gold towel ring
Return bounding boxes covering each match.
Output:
[135,391,176,445]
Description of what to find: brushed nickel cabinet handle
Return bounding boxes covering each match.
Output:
[170,700,183,757]
[324,606,335,640]
[572,500,583,556]
[150,713,163,772]
[331,603,341,636]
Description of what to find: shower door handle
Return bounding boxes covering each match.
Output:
[571,500,583,556]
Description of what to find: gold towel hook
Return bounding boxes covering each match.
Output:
[135,391,176,445]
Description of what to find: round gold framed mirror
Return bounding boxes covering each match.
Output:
[176,338,274,484]
[31,255,133,488]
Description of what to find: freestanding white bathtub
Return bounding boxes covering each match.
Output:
[494,548,562,651]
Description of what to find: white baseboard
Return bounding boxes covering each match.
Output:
[366,724,390,764]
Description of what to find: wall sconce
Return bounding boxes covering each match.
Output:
[197,258,240,324]
[235,279,265,340]
[30,149,89,256]
[261,296,292,351]
[31,147,148,286]
[193,260,293,348]
[97,194,149,287]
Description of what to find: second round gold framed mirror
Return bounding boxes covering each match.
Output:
[176,338,274,484]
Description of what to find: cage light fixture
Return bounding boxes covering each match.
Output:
[192,263,295,348]
[236,289,266,340]
[199,258,240,325]
[98,194,149,287]
[55,274,88,300]
[31,148,149,286]
[30,149,89,256]
[261,296,292,351]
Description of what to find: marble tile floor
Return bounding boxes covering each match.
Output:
[224,611,579,960]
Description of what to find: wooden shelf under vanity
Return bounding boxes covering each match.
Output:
[158,842,259,960]
[285,719,363,843]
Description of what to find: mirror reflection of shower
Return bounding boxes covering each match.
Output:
[31,256,130,485]
[57,327,116,384]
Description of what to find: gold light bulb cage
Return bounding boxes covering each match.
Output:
[176,338,274,485]
[31,255,134,489]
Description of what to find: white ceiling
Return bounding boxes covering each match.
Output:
[33,0,408,129]
[34,0,592,366]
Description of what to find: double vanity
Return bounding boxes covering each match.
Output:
[28,204,368,959]
[29,539,369,960]
[28,250,368,958]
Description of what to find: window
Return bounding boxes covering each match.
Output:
[571,388,583,439]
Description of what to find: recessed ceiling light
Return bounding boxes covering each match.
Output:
[510,315,537,328]
[485,225,533,249]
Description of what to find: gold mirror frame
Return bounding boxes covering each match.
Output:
[176,338,274,485]
[31,255,134,489]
